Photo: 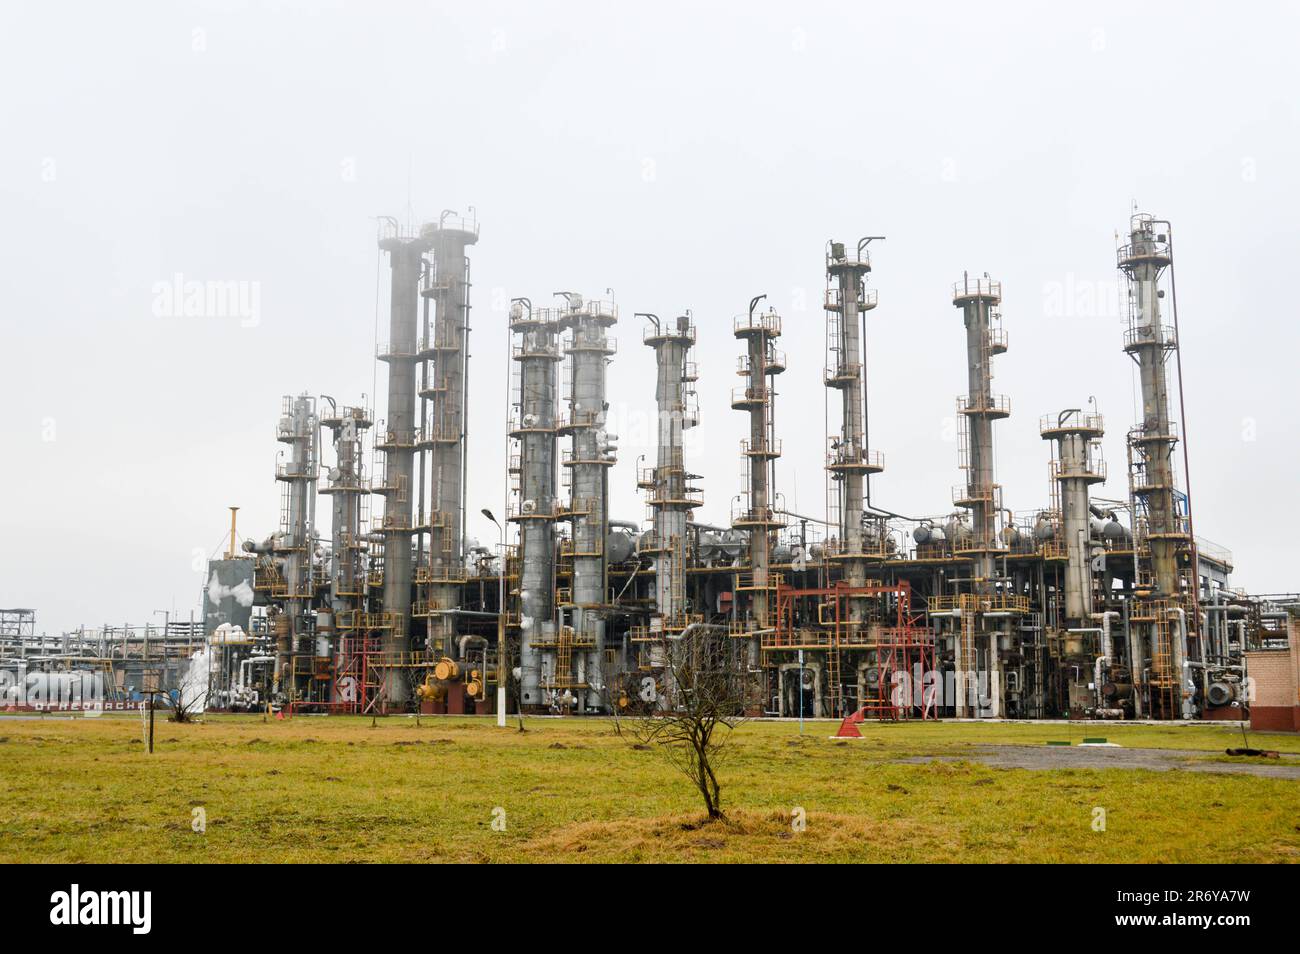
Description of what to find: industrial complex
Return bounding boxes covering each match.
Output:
[5,211,1298,728]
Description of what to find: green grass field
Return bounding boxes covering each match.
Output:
[1,714,1297,863]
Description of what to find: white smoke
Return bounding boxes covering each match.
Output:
[207,569,254,608]
[179,647,211,714]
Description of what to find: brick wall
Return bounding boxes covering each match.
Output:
[1245,616,1299,732]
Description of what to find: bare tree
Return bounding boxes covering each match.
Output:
[167,651,212,724]
[629,625,748,821]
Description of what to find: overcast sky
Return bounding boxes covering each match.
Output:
[3,1,1297,636]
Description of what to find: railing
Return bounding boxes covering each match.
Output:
[1050,458,1107,482]
[565,334,617,355]
[416,421,461,446]
[733,310,782,336]
[566,298,618,324]
[822,535,893,559]
[275,461,314,480]
[556,496,599,518]
[1127,421,1180,444]
[1123,324,1178,351]
[730,505,784,528]
[418,330,464,354]
[826,243,871,268]
[510,338,561,360]
[734,571,784,591]
[1039,411,1103,435]
[375,340,419,360]
[823,287,878,310]
[647,485,704,507]
[643,320,695,343]
[506,498,558,521]
[741,437,782,458]
[823,360,862,385]
[827,443,883,471]
[737,351,785,375]
[1116,235,1171,269]
[730,385,770,407]
[952,276,1002,301]
[928,592,1029,615]
[952,482,998,505]
[1195,536,1233,568]
[957,394,1011,416]
[554,409,601,431]
[375,427,418,448]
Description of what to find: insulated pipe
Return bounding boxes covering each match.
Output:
[1092,611,1119,665]
[1170,607,1190,717]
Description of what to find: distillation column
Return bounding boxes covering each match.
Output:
[1118,213,1191,716]
[508,301,562,710]
[417,214,479,659]
[321,401,372,677]
[1041,410,1107,713]
[641,314,701,629]
[272,393,319,700]
[731,300,785,645]
[952,275,1010,717]
[1042,411,1106,627]
[558,296,618,711]
[376,230,431,705]
[825,240,884,625]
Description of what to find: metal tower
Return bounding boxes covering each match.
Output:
[1119,212,1192,716]
[824,239,885,627]
[375,226,431,705]
[731,297,785,636]
[416,212,478,661]
[320,401,372,663]
[271,393,319,699]
[1041,410,1106,629]
[951,274,1010,717]
[507,299,563,710]
[556,294,618,711]
[640,313,702,632]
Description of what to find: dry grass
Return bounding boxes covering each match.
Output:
[0,714,1296,863]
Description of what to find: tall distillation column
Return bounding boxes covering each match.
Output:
[417,213,478,660]
[1118,213,1191,716]
[272,393,319,699]
[321,401,372,673]
[824,240,884,624]
[557,295,618,711]
[731,299,785,658]
[1041,409,1106,712]
[1041,411,1106,626]
[375,228,431,705]
[952,275,1010,717]
[508,301,563,710]
[640,313,702,630]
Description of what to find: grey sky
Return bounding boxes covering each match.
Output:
[3,1,1297,635]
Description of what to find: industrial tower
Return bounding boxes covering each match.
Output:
[556,294,618,711]
[731,296,785,675]
[824,239,885,631]
[1120,212,1194,717]
[640,313,702,633]
[375,226,430,704]
[508,299,563,710]
[417,214,479,660]
[951,274,1012,717]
